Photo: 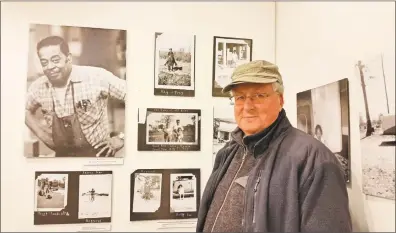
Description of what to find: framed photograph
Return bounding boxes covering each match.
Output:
[296,78,351,183]
[170,173,197,213]
[212,36,253,97]
[130,169,200,221]
[132,173,163,213]
[356,52,395,200]
[154,32,196,97]
[34,171,113,225]
[78,173,112,220]
[24,23,127,158]
[213,106,237,166]
[137,108,201,151]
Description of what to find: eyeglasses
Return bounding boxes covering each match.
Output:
[229,92,277,105]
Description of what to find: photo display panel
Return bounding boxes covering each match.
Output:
[34,171,113,225]
[137,108,201,151]
[130,169,200,221]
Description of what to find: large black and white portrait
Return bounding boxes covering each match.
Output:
[154,32,195,97]
[34,171,112,225]
[212,36,252,97]
[296,78,351,182]
[78,173,112,219]
[130,169,200,221]
[131,173,162,213]
[356,52,395,200]
[137,108,201,151]
[24,23,127,158]
[35,173,68,212]
[170,173,197,213]
[213,106,237,166]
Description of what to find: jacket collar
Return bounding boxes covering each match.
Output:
[231,108,291,157]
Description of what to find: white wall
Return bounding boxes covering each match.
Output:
[0,2,276,232]
[276,2,395,232]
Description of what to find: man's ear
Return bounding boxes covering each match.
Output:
[278,94,284,111]
[66,53,73,64]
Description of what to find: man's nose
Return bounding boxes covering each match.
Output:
[243,97,255,109]
[47,61,56,70]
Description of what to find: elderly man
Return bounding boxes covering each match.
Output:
[25,36,126,157]
[197,60,351,232]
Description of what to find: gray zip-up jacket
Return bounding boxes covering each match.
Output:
[197,110,352,232]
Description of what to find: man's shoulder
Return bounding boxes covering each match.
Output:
[73,65,112,80]
[28,76,49,91]
[281,127,340,168]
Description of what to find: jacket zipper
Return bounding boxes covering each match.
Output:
[252,169,262,224]
[210,146,247,232]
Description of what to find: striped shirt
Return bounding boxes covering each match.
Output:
[26,65,127,147]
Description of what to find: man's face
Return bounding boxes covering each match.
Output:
[232,83,284,136]
[38,44,71,84]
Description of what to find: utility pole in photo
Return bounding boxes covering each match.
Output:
[380,53,390,114]
[357,60,375,137]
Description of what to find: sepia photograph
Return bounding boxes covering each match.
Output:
[35,173,68,212]
[212,36,252,97]
[213,106,237,166]
[132,173,162,213]
[170,173,197,213]
[78,173,112,219]
[24,23,127,158]
[154,32,195,97]
[356,51,395,200]
[138,108,201,151]
[296,78,351,182]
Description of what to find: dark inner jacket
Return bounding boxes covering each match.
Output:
[197,109,352,232]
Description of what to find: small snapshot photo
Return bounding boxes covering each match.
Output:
[356,51,395,200]
[138,108,201,151]
[78,174,112,219]
[132,173,162,213]
[170,174,197,213]
[213,106,237,166]
[296,78,351,182]
[154,32,195,97]
[24,23,127,158]
[35,173,68,212]
[212,36,252,97]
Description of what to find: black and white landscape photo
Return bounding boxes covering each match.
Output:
[35,173,68,212]
[24,23,127,158]
[154,32,195,97]
[213,106,237,166]
[356,52,395,200]
[138,108,201,151]
[170,173,197,213]
[212,36,252,97]
[296,78,351,182]
[78,173,112,219]
[132,173,162,213]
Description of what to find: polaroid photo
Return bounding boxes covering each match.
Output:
[138,108,201,151]
[154,32,195,97]
[78,173,112,219]
[212,36,253,97]
[24,23,127,158]
[35,173,68,212]
[132,173,162,213]
[213,106,237,166]
[170,173,197,213]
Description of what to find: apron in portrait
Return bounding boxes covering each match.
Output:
[51,83,98,157]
